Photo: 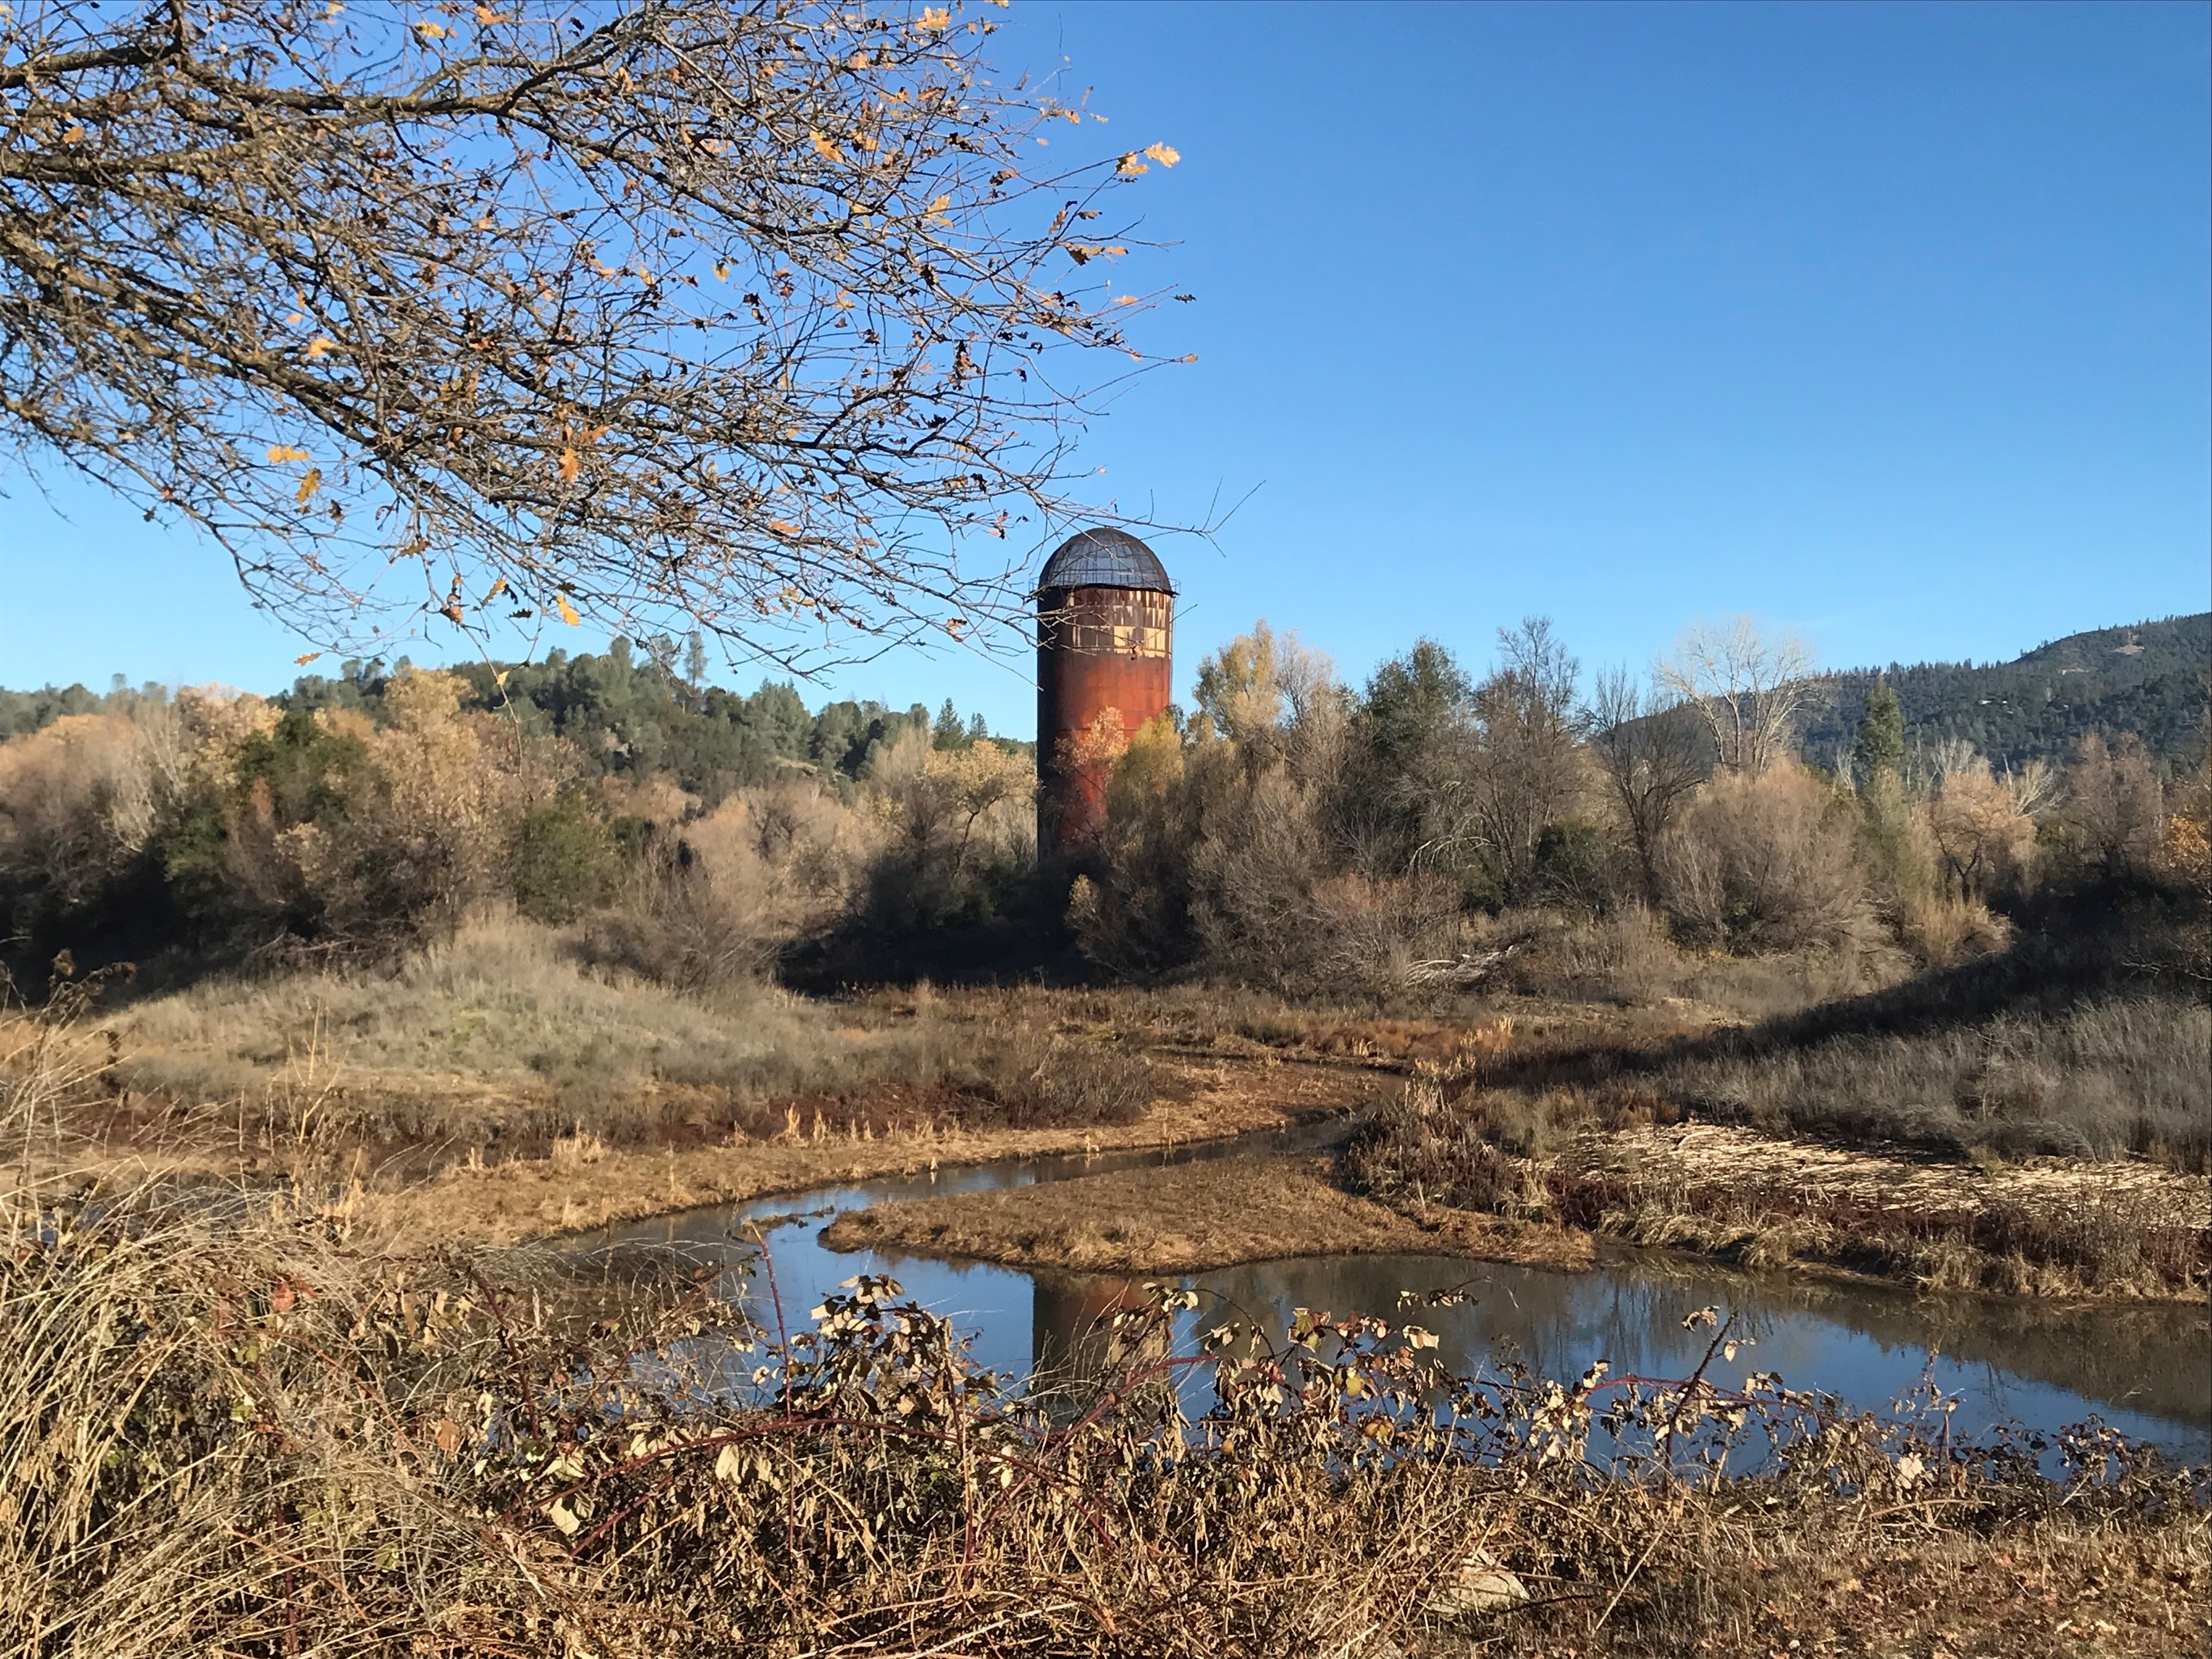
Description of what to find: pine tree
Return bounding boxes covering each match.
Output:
[933,698,966,749]
[1853,677,1906,782]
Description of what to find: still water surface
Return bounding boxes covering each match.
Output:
[595,1136,2211,1464]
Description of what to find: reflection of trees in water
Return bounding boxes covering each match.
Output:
[1029,1274,1178,1421]
[586,1188,2209,1451]
[1180,1255,2208,1436]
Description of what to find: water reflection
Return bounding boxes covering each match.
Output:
[594,1144,2211,1464]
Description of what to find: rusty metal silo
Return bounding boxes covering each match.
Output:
[1035,528,1175,854]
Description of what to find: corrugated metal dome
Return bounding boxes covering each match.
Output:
[1037,527,1173,594]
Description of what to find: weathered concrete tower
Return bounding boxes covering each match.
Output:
[1035,528,1174,854]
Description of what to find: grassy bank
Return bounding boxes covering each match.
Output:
[110,918,1163,1154]
[8,1180,2205,1659]
[1342,1049,2211,1302]
[820,1152,1596,1274]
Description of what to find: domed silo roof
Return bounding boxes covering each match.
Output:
[1037,527,1173,594]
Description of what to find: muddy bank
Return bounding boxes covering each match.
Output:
[817,1153,1596,1274]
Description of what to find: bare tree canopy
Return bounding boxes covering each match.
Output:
[1585,665,1707,901]
[1,0,1186,668]
[1656,616,1813,776]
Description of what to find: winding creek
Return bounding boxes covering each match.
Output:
[591,1130,2212,1464]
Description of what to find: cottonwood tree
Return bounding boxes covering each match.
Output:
[1584,665,1708,903]
[1459,616,1587,901]
[1657,616,1813,776]
[1,0,1185,669]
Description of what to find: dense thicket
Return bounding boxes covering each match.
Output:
[0,611,2203,997]
[0,651,1035,981]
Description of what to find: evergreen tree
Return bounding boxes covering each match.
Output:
[933,698,966,749]
[1853,676,1906,782]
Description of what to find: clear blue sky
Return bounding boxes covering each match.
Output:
[4,1,2206,733]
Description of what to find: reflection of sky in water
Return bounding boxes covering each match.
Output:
[599,1147,2212,1466]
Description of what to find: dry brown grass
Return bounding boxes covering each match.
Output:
[103,917,1160,1155]
[819,1152,1594,1274]
[5,1171,2204,1659]
[6,961,2207,1659]
[1346,1084,2212,1301]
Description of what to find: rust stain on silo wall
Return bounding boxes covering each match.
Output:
[1034,534,1175,855]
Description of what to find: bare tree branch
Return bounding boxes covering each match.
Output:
[1,0,1191,672]
[1655,617,1813,777]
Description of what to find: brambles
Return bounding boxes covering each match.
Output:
[5,1182,2203,1658]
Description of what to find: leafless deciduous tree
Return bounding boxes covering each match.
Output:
[1,0,1186,668]
[2062,732,2166,879]
[1584,666,1708,902]
[1457,616,1587,898]
[1656,616,1813,776]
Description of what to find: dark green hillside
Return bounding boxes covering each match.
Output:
[1802,613,2209,774]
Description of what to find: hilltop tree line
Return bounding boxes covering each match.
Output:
[0,611,2203,993]
[0,645,1034,979]
[1,638,1020,805]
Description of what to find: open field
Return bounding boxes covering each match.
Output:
[14,915,2203,1300]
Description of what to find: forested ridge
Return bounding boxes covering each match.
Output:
[0,636,1023,808]
[1803,612,2209,773]
[6,613,2199,793]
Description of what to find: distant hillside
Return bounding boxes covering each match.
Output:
[1800,613,2209,774]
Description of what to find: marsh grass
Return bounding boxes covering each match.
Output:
[5,976,2207,1658]
[1344,1075,2212,1300]
[1656,995,2211,1168]
[7,1173,2205,1659]
[102,918,1153,1155]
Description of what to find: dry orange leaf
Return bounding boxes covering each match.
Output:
[557,448,581,481]
[266,444,310,463]
[1144,142,1181,167]
[295,652,323,665]
[304,337,336,359]
[554,594,582,626]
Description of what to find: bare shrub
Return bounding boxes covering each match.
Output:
[1584,669,1710,903]
[1659,761,1875,952]
[970,1028,1152,1129]
[584,779,860,990]
[1899,891,2013,968]
[1928,757,2038,899]
[2059,732,2166,879]
[1507,906,1688,1006]
[1457,617,1593,903]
